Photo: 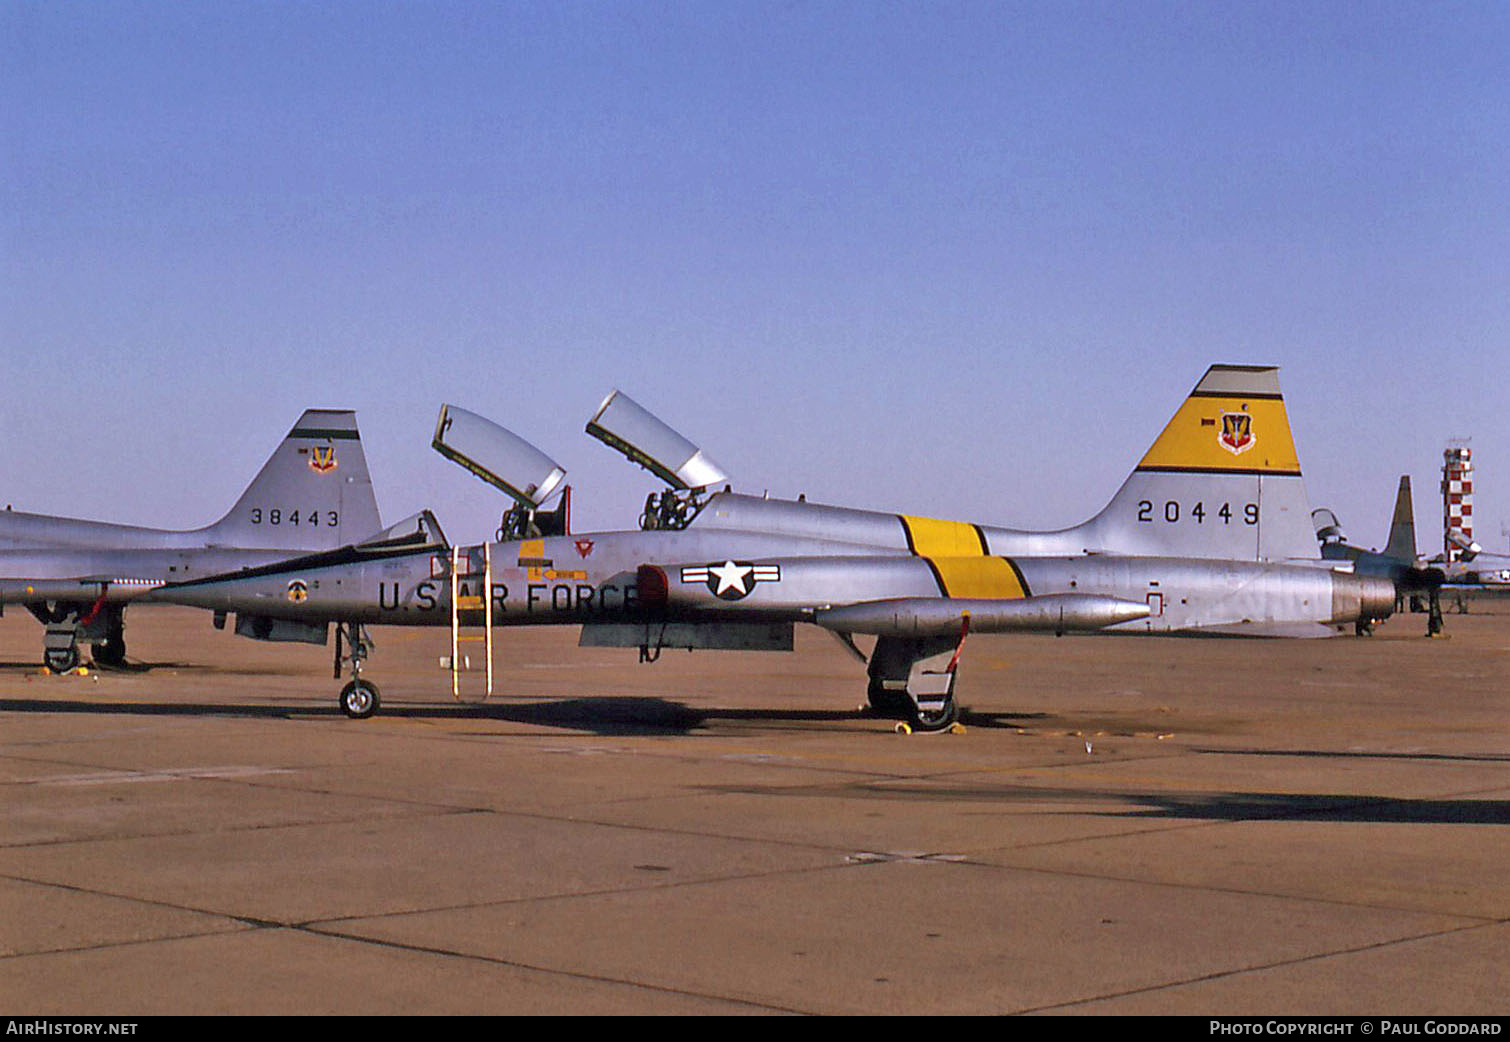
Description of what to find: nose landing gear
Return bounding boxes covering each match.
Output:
[334,621,380,718]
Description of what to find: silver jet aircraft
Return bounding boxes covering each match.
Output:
[1315,476,1446,633]
[0,409,384,672]
[153,367,1396,732]
[1316,475,1510,632]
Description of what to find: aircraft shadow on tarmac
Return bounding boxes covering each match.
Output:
[0,655,1063,735]
[0,684,1047,737]
[1108,790,1510,826]
[704,777,1510,827]
[0,694,709,735]
[5,694,1505,825]
[0,660,307,676]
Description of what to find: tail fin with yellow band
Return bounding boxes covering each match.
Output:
[1078,365,1317,561]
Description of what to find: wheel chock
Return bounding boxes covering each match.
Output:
[893,721,967,736]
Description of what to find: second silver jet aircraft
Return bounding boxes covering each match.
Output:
[155,366,1396,731]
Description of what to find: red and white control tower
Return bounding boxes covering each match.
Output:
[1442,442,1474,561]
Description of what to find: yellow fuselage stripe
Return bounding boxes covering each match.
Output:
[926,556,1028,599]
[899,517,1027,598]
[900,516,987,556]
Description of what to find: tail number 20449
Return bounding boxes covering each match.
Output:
[1137,500,1257,525]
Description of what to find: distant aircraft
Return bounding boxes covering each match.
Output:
[0,410,384,672]
[154,367,1395,732]
[1435,535,1510,587]
[1315,475,1510,634]
[1314,476,1446,633]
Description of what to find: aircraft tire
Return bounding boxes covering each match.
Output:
[44,646,79,674]
[92,636,127,668]
[339,679,380,719]
[908,698,959,734]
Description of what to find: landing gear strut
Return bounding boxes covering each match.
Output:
[865,680,911,720]
[31,602,85,674]
[334,621,380,718]
[866,620,969,734]
[91,608,127,667]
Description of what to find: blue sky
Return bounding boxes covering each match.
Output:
[3,1,1508,556]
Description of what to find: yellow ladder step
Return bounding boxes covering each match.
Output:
[451,543,494,702]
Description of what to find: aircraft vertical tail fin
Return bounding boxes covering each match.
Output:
[1384,476,1417,563]
[1083,365,1317,561]
[202,410,383,550]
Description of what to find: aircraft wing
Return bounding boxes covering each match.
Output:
[355,510,448,550]
[148,521,448,609]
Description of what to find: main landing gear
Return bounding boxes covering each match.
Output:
[30,601,126,673]
[864,622,969,735]
[334,621,380,718]
[43,643,80,674]
[1426,589,1445,638]
[91,610,128,668]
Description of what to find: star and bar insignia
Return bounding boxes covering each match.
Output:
[679,560,781,600]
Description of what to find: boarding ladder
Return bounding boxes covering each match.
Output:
[448,544,493,701]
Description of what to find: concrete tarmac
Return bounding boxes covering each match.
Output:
[1,606,1506,1015]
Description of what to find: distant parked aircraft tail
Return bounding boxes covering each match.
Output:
[1384,476,1418,563]
[204,409,383,550]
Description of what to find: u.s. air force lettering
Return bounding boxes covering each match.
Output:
[374,580,637,615]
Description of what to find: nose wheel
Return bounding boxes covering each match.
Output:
[334,621,379,718]
[339,678,381,719]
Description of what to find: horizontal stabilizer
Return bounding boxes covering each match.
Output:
[1184,621,1341,638]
